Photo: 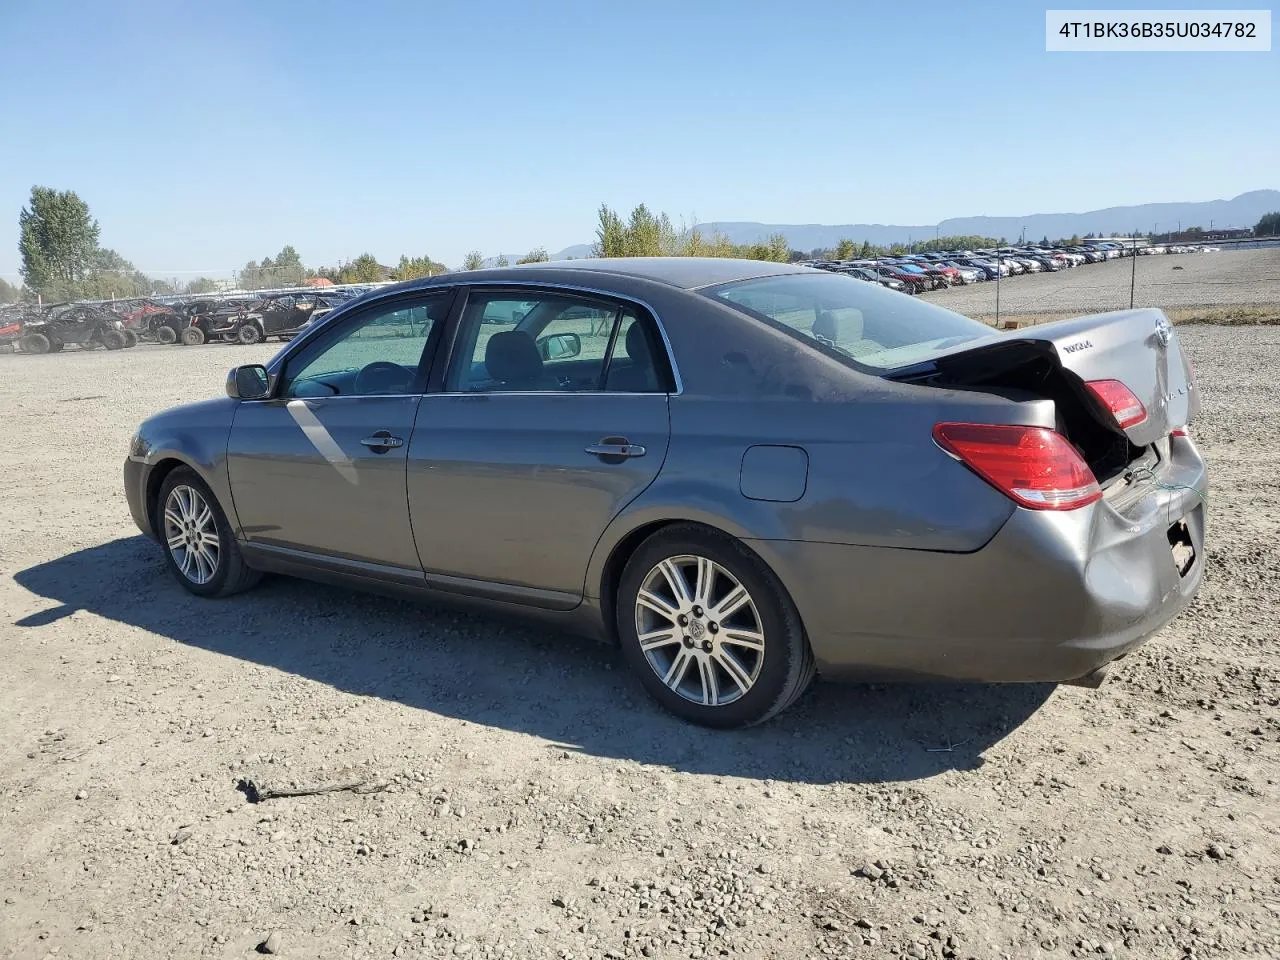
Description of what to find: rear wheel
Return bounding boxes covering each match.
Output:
[236,322,263,345]
[48,339,65,353]
[122,329,139,348]
[157,467,261,598]
[102,329,126,350]
[617,525,815,728]
[181,326,206,346]
[155,323,178,345]
[19,333,50,354]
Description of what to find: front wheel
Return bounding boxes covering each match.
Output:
[122,329,139,348]
[617,525,815,728]
[181,326,206,346]
[102,329,126,350]
[157,467,261,597]
[236,322,263,345]
[154,323,178,345]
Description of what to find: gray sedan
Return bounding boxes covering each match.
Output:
[125,258,1206,727]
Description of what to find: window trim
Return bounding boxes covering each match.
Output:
[440,284,679,396]
[267,288,458,401]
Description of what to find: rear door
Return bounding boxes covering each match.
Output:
[407,287,672,607]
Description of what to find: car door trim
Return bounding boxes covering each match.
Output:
[239,540,580,610]
[263,281,682,395]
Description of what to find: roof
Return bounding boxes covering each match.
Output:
[456,257,813,290]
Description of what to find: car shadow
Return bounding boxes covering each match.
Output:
[13,537,1054,785]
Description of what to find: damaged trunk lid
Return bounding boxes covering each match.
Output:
[891,308,1199,480]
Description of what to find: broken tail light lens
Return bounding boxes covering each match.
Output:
[933,423,1103,511]
[1085,379,1147,429]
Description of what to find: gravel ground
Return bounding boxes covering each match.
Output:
[919,248,1280,319]
[1,331,1278,960]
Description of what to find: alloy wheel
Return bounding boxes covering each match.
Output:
[634,554,765,706]
[163,484,220,585]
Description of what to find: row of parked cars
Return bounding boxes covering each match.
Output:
[799,241,1200,294]
[0,286,376,355]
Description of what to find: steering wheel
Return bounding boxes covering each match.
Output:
[353,361,412,395]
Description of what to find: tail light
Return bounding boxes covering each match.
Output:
[933,423,1102,511]
[1171,426,1190,438]
[1085,379,1147,429]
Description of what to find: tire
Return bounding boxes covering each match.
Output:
[0,343,14,354]
[102,329,126,350]
[155,324,178,345]
[181,326,206,346]
[156,467,262,598]
[19,333,50,354]
[236,323,262,345]
[48,339,65,353]
[616,524,815,728]
[122,330,139,348]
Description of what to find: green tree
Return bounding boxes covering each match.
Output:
[18,186,102,294]
[342,253,385,283]
[594,204,627,257]
[516,247,550,264]
[0,278,22,304]
[858,240,875,258]
[185,277,219,294]
[494,255,509,268]
[766,233,790,263]
[833,238,857,260]
[462,250,485,271]
[1256,211,1280,236]
[392,254,448,280]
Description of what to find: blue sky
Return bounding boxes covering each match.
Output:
[0,0,1275,279]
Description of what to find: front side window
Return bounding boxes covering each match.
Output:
[706,272,989,371]
[281,294,449,398]
[447,290,665,393]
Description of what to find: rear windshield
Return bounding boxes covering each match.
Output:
[705,272,990,371]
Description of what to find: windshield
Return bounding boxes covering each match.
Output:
[706,272,991,371]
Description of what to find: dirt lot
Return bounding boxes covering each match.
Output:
[1,330,1278,960]
[920,247,1280,322]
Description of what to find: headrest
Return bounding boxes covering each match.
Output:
[485,330,543,383]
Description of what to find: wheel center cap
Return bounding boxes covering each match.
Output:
[689,619,706,641]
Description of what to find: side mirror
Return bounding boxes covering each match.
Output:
[227,364,271,400]
[537,331,581,362]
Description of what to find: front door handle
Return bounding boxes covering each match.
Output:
[360,431,404,452]
[585,437,646,460]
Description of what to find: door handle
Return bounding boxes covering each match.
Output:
[585,438,646,459]
[360,431,404,452]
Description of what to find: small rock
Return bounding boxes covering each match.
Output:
[259,930,283,954]
[1156,844,1174,855]
[74,790,88,801]
[171,827,193,845]
[908,944,928,959]
[756,863,772,875]
[1207,844,1227,860]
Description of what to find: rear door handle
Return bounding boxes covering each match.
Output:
[585,438,646,459]
[361,431,404,452]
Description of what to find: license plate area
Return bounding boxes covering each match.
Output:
[1168,520,1195,577]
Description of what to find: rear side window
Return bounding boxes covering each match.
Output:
[706,272,989,371]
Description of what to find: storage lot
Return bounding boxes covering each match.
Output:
[920,247,1280,321]
[1,328,1278,959]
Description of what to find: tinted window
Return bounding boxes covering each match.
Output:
[447,292,664,393]
[281,295,446,398]
[707,272,989,371]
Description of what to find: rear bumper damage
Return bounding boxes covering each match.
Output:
[754,435,1207,684]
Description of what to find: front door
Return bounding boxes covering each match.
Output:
[408,288,673,605]
[226,290,453,572]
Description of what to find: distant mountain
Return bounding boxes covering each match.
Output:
[692,190,1279,250]
[474,191,1278,269]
